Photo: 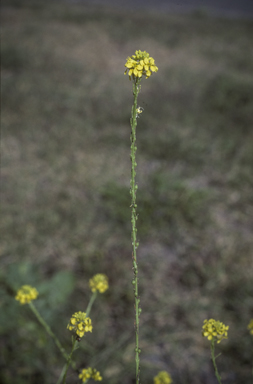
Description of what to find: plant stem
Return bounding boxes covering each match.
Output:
[130,78,142,384]
[62,339,77,384]
[29,302,69,362]
[211,339,222,384]
[56,364,67,384]
[86,291,97,317]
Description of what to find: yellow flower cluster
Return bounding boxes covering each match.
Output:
[89,274,109,293]
[154,371,173,384]
[202,319,229,344]
[124,50,158,81]
[248,319,253,335]
[15,285,38,304]
[67,311,92,338]
[79,367,102,382]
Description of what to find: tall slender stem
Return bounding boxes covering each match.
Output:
[130,78,141,384]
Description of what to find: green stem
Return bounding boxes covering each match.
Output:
[56,364,67,384]
[130,78,142,384]
[86,291,97,317]
[252,347,253,380]
[62,339,77,384]
[211,339,222,384]
[29,302,68,361]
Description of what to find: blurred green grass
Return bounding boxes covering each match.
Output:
[1,1,253,383]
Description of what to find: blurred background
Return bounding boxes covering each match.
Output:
[1,0,253,383]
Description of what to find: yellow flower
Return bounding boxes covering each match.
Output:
[79,367,93,381]
[247,319,253,335]
[79,367,102,382]
[124,50,158,81]
[15,285,38,304]
[89,274,109,294]
[154,371,173,384]
[92,369,102,381]
[67,311,92,338]
[202,318,229,344]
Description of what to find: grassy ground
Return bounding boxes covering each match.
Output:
[1,1,253,383]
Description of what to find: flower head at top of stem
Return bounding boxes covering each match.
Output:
[67,311,92,338]
[247,319,253,335]
[89,274,109,294]
[79,367,102,382]
[124,50,158,81]
[154,371,173,384]
[202,318,229,344]
[15,285,39,304]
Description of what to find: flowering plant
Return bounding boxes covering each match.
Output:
[67,311,92,339]
[202,318,229,344]
[124,50,158,81]
[125,50,158,383]
[15,285,38,304]
[15,278,107,384]
[202,318,229,384]
[79,367,102,382]
[154,370,173,384]
[89,274,109,293]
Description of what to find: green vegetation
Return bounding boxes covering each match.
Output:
[1,1,253,383]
